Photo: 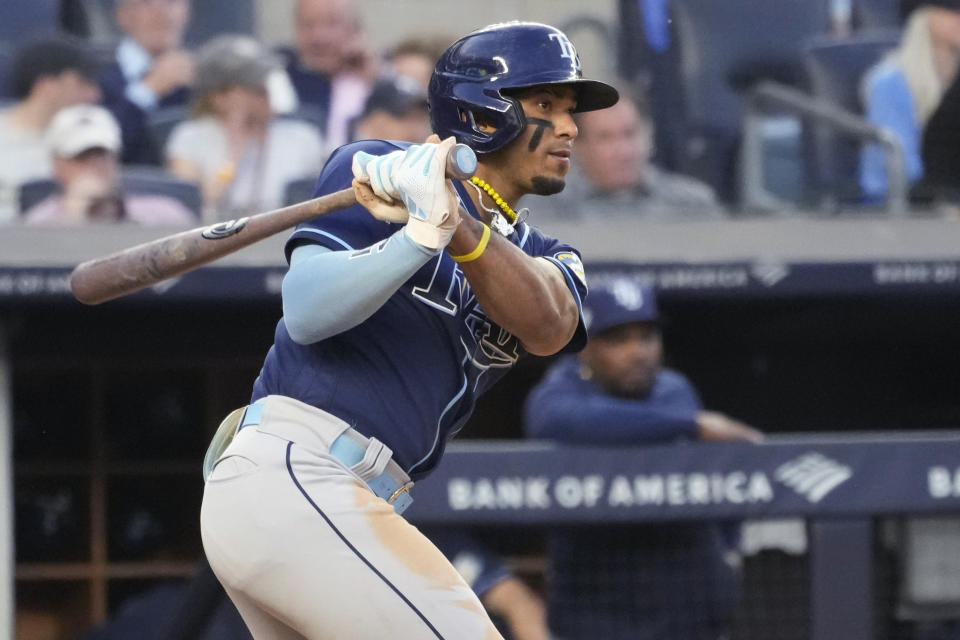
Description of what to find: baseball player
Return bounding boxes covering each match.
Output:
[199,22,617,640]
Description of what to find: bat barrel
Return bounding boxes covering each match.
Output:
[69,142,478,305]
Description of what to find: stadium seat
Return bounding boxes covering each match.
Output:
[147,105,190,160]
[853,0,902,29]
[18,169,202,218]
[801,30,900,203]
[120,165,202,217]
[283,177,318,207]
[183,0,255,47]
[17,179,59,215]
[636,0,835,202]
[0,0,60,47]
[0,43,15,100]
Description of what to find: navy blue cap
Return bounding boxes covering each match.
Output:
[361,75,429,119]
[583,278,659,337]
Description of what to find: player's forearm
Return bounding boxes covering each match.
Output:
[447,216,578,355]
[282,229,437,344]
[481,577,549,640]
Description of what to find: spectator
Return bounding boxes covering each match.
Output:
[543,87,723,224]
[23,104,195,225]
[349,75,431,143]
[24,105,196,226]
[913,37,960,207]
[859,0,960,202]
[386,34,454,90]
[99,0,194,165]
[282,0,379,151]
[0,36,101,223]
[166,35,325,221]
[523,277,763,640]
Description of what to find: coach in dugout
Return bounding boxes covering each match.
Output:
[523,277,763,640]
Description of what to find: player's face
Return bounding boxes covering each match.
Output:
[490,85,579,196]
[581,322,663,398]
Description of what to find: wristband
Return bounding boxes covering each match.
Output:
[449,224,490,263]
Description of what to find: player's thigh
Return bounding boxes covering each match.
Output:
[202,433,502,640]
[274,445,503,640]
[223,584,308,640]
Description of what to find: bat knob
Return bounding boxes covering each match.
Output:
[447,144,478,180]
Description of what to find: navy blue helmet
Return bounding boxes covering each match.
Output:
[428,22,619,154]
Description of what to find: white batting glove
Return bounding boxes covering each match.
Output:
[394,137,461,250]
[352,148,405,202]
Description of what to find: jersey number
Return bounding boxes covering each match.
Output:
[411,258,460,314]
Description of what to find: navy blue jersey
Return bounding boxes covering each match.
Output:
[524,356,701,445]
[252,139,588,479]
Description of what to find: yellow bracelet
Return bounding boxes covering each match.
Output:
[449,224,490,263]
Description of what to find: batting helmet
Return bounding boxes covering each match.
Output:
[428,22,619,154]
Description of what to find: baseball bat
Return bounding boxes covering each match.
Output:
[69,144,478,305]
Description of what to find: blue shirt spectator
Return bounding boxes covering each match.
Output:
[282,0,379,152]
[860,61,926,200]
[98,0,194,164]
[859,1,960,202]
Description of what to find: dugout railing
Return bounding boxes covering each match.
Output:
[407,434,960,640]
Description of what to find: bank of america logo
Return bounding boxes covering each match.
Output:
[775,453,852,503]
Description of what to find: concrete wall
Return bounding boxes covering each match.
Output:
[255,0,620,82]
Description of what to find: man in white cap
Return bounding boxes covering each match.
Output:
[24,104,195,225]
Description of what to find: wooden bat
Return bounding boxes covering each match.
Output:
[70,144,478,305]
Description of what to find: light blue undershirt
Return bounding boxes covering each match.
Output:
[117,38,160,111]
[282,228,438,345]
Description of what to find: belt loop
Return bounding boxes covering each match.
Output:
[350,438,393,482]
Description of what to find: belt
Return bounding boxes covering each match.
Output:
[237,402,414,514]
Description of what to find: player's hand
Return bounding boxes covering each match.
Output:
[395,136,461,249]
[352,137,461,249]
[696,411,764,443]
[351,177,408,223]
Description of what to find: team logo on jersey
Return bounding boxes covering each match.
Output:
[202,217,249,239]
[554,252,586,287]
[464,313,520,368]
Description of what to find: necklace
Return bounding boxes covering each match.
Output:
[470,176,517,223]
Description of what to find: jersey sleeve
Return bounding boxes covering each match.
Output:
[284,140,408,262]
[519,224,589,353]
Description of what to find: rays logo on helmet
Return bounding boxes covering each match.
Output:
[548,33,579,64]
[554,251,586,286]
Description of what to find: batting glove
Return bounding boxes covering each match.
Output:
[394,137,461,250]
[352,148,405,202]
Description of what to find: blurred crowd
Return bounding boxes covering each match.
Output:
[2,0,959,233]
[7,1,960,639]
[0,0,448,227]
